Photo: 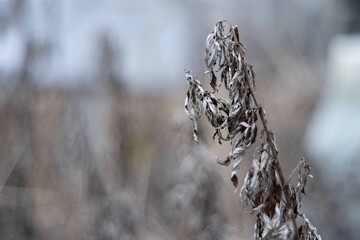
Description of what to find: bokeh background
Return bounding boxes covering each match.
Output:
[1,0,360,239]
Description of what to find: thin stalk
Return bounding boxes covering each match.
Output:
[245,78,299,240]
[286,158,306,185]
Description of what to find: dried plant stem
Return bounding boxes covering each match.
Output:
[246,74,299,240]
[286,158,306,185]
[184,21,321,239]
[246,76,289,200]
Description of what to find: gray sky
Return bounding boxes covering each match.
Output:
[0,0,194,89]
[0,0,322,90]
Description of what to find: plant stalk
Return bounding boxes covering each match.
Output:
[246,82,299,240]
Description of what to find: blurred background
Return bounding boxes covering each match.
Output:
[0,0,360,239]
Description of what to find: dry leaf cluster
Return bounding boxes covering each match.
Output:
[184,20,321,240]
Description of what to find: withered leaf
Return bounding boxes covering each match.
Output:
[231,172,238,188]
[210,70,217,91]
[274,184,282,203]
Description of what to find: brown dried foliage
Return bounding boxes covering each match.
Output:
[184,20,321,240]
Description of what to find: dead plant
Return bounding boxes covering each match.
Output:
[184,20,321,240]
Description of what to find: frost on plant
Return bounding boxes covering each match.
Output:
[184,20,321,239]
